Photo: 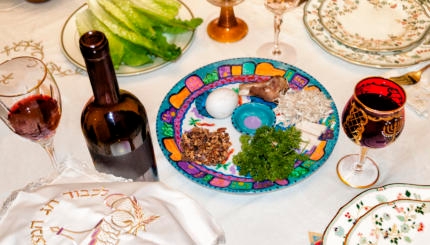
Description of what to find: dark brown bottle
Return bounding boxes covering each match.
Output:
[79,30,158,181]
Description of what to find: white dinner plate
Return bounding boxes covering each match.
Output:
[60,2,196,76]
[319,0,430,53]
[303,0,430,68]
[345,199,430,244]
[323,183,430,244]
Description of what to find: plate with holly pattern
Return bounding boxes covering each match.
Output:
[345,199,430,244]
[323,183,430,244]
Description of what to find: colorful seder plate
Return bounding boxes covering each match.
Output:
[323,183,430,244]
[156,58,339,193]
[303,0,430,68]
[60,2,196,76]
[318,0,430,53]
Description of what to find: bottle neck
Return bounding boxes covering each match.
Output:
[79,31,120,106]
[86,56,120,106]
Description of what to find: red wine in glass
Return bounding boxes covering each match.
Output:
[0,56,62,172]
[344,93,404,148]
[8,94,61,141]
[337,77,406,188]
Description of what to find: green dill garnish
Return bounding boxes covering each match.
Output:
[232,125,308,181]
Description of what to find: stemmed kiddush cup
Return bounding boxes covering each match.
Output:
[337,77,406,188]
[207,0,248,42]
[0,56,62,172]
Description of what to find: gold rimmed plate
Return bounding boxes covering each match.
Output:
[60,2,196,76]
[319,0,430,53]
[345,199,430,244]
[323,183,430,244]
[303,0,430,68]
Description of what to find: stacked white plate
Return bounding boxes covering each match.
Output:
[303,0,430,68]
[322,183,430,244]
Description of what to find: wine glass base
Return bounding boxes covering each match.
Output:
[336,154,379,189]
[207,17,248,43]
[257,42,297,64]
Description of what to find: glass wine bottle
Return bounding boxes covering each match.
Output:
[79,30,158,181]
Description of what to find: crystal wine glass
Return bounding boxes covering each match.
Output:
[207,0,248,43]
[257,0,300,63]
[337,77,406,188]
[0,0,23,11]
[0,56,62,172]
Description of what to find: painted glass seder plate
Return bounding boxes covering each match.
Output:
[156,58,339,193]
[60,2,196,76]
[319,0,430,53]
[323,183,430,244]
[303,0,430,68]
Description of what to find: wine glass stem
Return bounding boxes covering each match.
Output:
[218,6,238,28]
[272,14,283,56]
[40,138,59,173]
[355,147,368,173]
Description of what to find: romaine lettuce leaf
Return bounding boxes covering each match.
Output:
[76,0,203,68]
[88,0,180,61]
[76,9,124,68]
[122,40,153,67]
[130,0,181,19]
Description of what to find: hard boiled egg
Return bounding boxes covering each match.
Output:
[205,88,239,119]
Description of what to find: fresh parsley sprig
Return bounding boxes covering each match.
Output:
[233,125,308,181]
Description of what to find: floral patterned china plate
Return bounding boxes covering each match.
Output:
[60,2,196,76]
[345,199,430,244]
[323,183,430,244]
[319,0,430,53]
[303,0,430,68]
[156,58,339,193]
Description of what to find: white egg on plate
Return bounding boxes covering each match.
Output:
[205,88,239,119]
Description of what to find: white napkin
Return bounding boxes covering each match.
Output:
[0,160,225,245]
[383,62,430,118]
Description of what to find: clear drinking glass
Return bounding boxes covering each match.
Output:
[337,77,406,188]
[0,56,62,172]
[0,0,23,11]
[257,0,300,63]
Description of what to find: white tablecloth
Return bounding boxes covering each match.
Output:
[0,0,429,244]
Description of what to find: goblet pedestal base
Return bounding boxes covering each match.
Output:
[336,154,379,189]
[207,17,248,43]
[257,42,297,64]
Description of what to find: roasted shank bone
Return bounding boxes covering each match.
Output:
[238,76,289,102]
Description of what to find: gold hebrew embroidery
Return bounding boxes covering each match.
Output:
[62,187,109,199]
[40,199,59,216]
[30,220,46,245]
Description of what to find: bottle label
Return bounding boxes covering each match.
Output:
[110,141,132,156]
[110,133,145,156]
[90,131,159,181]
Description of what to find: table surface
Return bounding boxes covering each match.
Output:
[0,0,429,244]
